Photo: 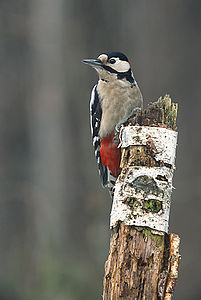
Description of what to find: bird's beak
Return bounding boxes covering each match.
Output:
[82,58,103,68]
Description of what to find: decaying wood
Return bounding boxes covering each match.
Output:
[127,95,178,130]
[163,234,180,300]
[103,224,165,300]
[103,96,180,300]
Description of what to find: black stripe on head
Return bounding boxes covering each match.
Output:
[104,51,129,62]
[117,69,135,84]
[101,52,135,83]
[102,65,118,74]
[102,65,135,84]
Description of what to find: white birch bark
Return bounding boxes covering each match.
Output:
[111,126,178,233]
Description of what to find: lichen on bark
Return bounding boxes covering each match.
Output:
[103,96,180,300]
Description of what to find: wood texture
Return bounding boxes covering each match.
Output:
[103,96,180,300]
[104,224,165,300]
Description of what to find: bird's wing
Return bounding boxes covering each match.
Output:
[90,85,108,186]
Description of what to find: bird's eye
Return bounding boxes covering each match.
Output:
[109,58,116,64]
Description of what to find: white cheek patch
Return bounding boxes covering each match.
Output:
[116,60,130,72]
[109,58,130,73]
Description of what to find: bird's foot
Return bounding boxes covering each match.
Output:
[113,107,142,143]
[115,107,142,133]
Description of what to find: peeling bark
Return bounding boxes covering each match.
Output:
[103,96,180,300]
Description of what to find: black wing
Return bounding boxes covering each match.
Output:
[90,85,108,186]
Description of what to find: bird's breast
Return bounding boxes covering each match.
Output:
[97,80,143,138]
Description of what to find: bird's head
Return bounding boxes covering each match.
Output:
[83,52,134,83]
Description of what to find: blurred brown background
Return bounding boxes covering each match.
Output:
[0,0,201,299]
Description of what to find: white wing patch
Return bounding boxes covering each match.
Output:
[89,84,118,195]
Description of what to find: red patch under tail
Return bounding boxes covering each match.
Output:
[100,132,121,177]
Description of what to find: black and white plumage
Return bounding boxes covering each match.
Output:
[89,84,108,186]
[83,51,143,196]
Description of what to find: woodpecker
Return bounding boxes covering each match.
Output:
[83,52,143,196]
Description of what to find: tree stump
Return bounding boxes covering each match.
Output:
[103,96,180,300]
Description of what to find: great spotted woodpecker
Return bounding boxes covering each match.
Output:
[83,52,143,196]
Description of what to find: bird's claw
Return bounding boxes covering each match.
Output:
[113,107,142,144]
[115,107,142,133]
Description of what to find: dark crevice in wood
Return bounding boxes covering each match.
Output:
[103,96,179,300]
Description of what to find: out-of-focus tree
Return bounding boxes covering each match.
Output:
[0,0,200,299]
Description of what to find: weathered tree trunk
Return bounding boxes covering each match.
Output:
[103,96,180,300]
